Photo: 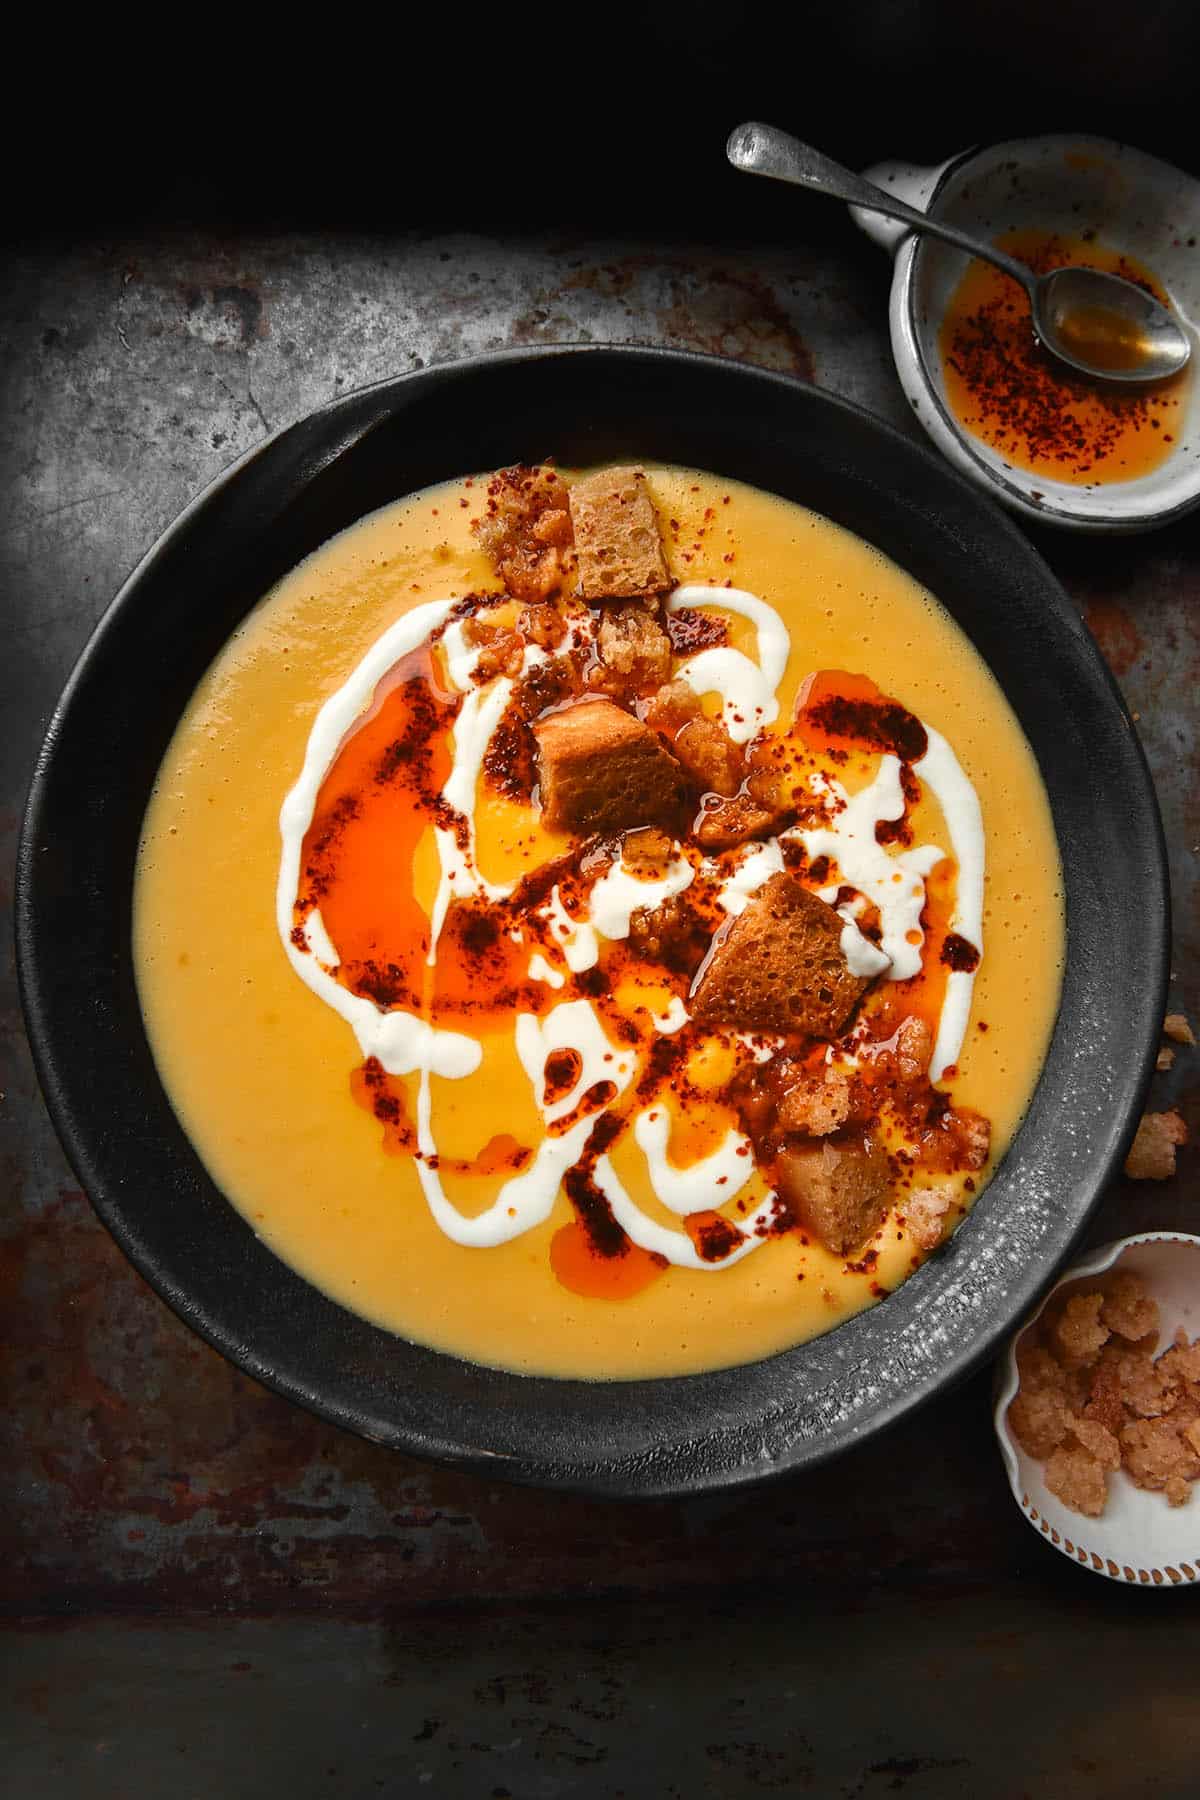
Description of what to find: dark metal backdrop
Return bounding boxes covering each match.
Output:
[2,228,1197,1795]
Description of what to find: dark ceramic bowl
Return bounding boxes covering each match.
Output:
[16,346,1168,1498]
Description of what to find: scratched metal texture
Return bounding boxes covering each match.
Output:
[1,232,1197,1793]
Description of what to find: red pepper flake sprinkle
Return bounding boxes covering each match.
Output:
[939,229,1188,486]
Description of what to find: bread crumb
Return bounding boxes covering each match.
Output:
[1156,1047,1175,1071]
[1008,1387,1070,1459]
[1044,1442,1108,1517]
[904,1181,957,1252]
[1010,1269,1200,1518]
[1100,1269,1158,1343]
[1163,1012,1196,1046]
[1050,1292,1109,1368]
[1124,1110,1187,1181]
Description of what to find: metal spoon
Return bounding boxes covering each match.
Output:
[727,121,1191,384]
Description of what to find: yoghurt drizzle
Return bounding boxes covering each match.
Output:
[278,583,986,1267]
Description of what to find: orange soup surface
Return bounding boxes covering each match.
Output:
[134,466,1064,1378]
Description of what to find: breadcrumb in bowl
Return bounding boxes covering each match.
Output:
[995,1233,1200,1585]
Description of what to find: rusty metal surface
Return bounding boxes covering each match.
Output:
[8,1587,1200,1799]
[1,230,1197,1790]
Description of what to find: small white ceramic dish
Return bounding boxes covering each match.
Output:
[995,1231,1200,1585]
[852,134,1200,532]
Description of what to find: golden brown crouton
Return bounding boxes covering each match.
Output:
[593,603,673,699]
[642,677,701,737]
[568,467,670,601]
[694,791,786,851]
[689,873,872,1039]
[518,603,567,651]
[620,826,674,873]
[673,716,745,797]
[776,1063,853,1137]
[626,894,712,978]
[474,465,575,601]
[1164,1012,1196,1046]
[462,615,525,680]
[533,699,688,836]
[904,1179,957,1251]
[1124,1109,1188,1180]
[775,1133,891,1257]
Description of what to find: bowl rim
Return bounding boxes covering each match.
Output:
[894,132,1200,534]
[15,342,1170,1497]
[994,1230,1200,1586]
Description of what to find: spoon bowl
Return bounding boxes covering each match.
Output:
[1037,265,1189,381]
[727,121,1192,386]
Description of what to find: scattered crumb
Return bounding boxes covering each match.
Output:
[1124,1110,1188,1181]
[1156,1047,1175,1072]
[1008,1268,1200,1518]
[1163,1012,1196,1046]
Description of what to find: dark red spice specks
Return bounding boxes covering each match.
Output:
[543,1048,583,1105]
[692,1214,743,1262]
[563,1112,630,1258]
[807,694,927,763]
[298,793,360,908]
[665,607,730,656]
[346,959,420,1009]
[874,763,921,846]
[375,675,459,791]
[941,933,981,973]
[550,1080,619,1135]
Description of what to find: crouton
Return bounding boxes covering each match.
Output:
[673,716,745,797]
[689,873,872,1039]
[694,791,785,851]
[533,699,688,836]
[918,1104,990,1173]
[642,677,700,737]
[462,615,525,680]
[775,1133,891,1257]
[1124,1109,1187,1180]
[473,465,575,601]
[1164,1012,1196,1046]
[620,826,674,873]
[626,894,712,978]
[776,1063,853,1137]
[593,604,673,699]
[568,466,670,601]
[904,1178,957,1251]
[518,603,567,651]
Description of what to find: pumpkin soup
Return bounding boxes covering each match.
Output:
[133,464,1064,1379]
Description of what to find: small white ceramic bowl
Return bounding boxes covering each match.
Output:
[852,134,1200,533]
[995,1231,1200,1585]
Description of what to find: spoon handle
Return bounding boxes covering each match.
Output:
[726,122,1034,294]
